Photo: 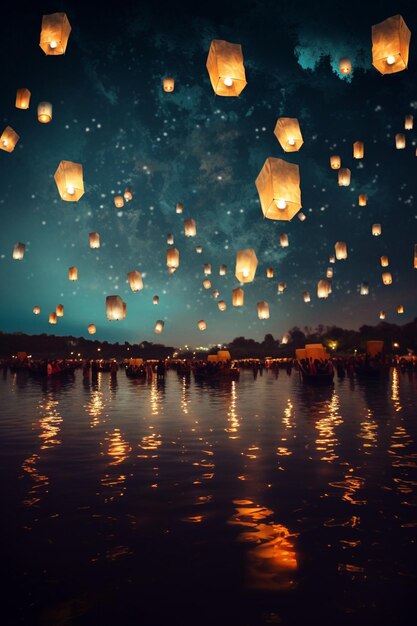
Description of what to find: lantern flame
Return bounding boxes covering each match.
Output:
[223,76,234,86]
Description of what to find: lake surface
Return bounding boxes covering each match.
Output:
[1,366,417,625]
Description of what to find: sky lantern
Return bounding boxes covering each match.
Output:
[176,202,184,214]
[198,320,207,331]
[397,304,404,314]
[380,255,389,267]
[353,141,364,159]
[203,279,212,289]
[88,324,96,335]
[206,39,247,97]
[49,312,57,324]
[372,224,381,236]
[195,245,203,254]
[329,254,335,264]
[68,266,78,280]
[54,160,84,201]
[414,244,417,268]
[154,320,164,334]
[335,241,347,260]
[204,263,212,275]
[106,295,124,320]
[326,267,333,278]
[56,304,64,317]
[235,249,258,283]
[330,155,341,169]
[257,301,269,319]
[39,12,71,55]
[395,133,406,149]
[153,295,159,305]
[167,233,174,245]
[277,282,286,293]
[255,157,301,221]
[380,310,386,320]
[382,272,392,285]
[266,267,274,278]
[212,289,219,298]
[124,187,133,202]
[232,287,244,306]
[274,117,303,152]
[338,168,351,186]
[358,194,367,206]
[303,291,310,303]
[89,232,100,248]
[114,195,124,208]
[219,264,227,276]
[128,270,143,292]
[372,15,411,75]
[339,57,352,74]
[405,114,413,130]
[279,233,289,247]
[0,126,19,152]
[317,279,331,298]
[33,306,41,315]
[360,282,369,295]
[218,300,227,311]
[298,211,306,221]
[15,88,31,109]
[38,102,52,123]
[12,242,25,260]
[166,247,179,270]
[163,77,175,92]
[184,218,196,237]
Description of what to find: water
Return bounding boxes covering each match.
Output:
[1,366,417,625]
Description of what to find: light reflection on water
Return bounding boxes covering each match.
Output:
[1,367,417,625]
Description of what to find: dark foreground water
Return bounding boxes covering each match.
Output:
[1,366,417,626]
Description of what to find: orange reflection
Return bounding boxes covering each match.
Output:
[391,367,402,413]
[225,381,240,438]
[181,376,190,414]
[85,389,104,427]
[329,474,367,505]
[314,390,343,462]
[358,408,378,451]
[104,428,132,466]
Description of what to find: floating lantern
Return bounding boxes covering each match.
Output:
[303,291,310,303]
[176,202,184,214]
[380,255,389,267]
[0,126,19,152]
[89,232,100,248]
[257,301,269,319]
[397,304,404,314]
[153,295,159,305]
[395,133,406,149]
[167,233,174,245]
[204,263,212,275]
[274,117,303,152]
[329,254,336,264]
[219,264,227,276]
[326,267,333,279]
[68,266,78,280]
[212,289,219,298]
[163,77,175,92]
[360,282,369,295]
[405,115,414,130]
[372,14,411,75]
[15,88,31,109]
[277,282,286,293]
[298,211,306,221]
[128,270,143,292]
[353,141,364,159]
[339,57,352,74]
[317,279,331,298]
[206,39,247,97]
[154,320,164,334]
[203,279,212,289]
[167,247,179,269]
[255,157,301,221]
[195,245,203,254]
[198,320,207,331]
[380,310,386,320]
[56,304,64,317]
[33,306,41,315]
[382,272,392,285]
[114,195,124,208]
[106,295,124,320]
[49,312,57,324]
[12,242,25,260]
[372,224,381,236]
[414,244,417,268]
[88,324,96,335]
[37,101,52,123]
[54,160,84,201]
[184,218,196,237]
[124,188,133,202]
[330,155,341,170]
[358,194,367,206]
[279,233,289,247]
[39,12,71,55]
[338,168,351,186]
[218,300,227,311]
[335,241,348,260]
[232,287,244,307]
[235,249,258,283]
[266,267,274,278]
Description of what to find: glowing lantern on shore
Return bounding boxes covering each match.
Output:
[153,295,159,305]
[39,12,71,55]
[128,270,143,292]
[167,247,179,270]
[317,279,331,298]
[49,312,57,324]
[380,255,389,267]
[206,39,247,97]
[335,241,347,260]
[266,267,274,278]
[339,57,352,74]
[235,249,258,283]
[405,115,414,130]
[372,224,381,236]
[338,168,351,186]
[167,233,174,245]
[330,155,341,169]
[198,320,207,331]
[15,88,31,109]
[154,320,164,334]
[218,300,227,311]
[279,233,289,247]
[372,15,411,75]
[397,304,404,314]
[212,289,219,298]
[380,310,386,320]
[176,202,184,214]
[114,195,124,208]
[232,287,244,307]
[56,304,64,317]
[203,279,212,289]
[255,157,301,221]
[257,301,269,319]
[184,218,196,237]
[353,141,364,159]
[382,272,392,285]
[326,267,333,279]
[33,306,41,315]
[106,295,124,320]
[89,232,100,248]
[274,117,303,152]
[124,188,133,202]
[163,77,175,92]
[54,160,84,201]
[68,266,78,281]
[0,126,19,152]
[360,282,369,295]
[12,242,25,260]
[204,263,212,275]
[38,101,52,123]
[277,282,286,293]
[303,291,310,303]
[219,264,227,276]
[358,194,367,206]
[88,324,96,334]
[395,133,406,149]
[195,245,203,254]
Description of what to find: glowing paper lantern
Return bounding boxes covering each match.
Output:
[395,133,406,149]
[195,245,203,254]
[330,155,341,170]
[372,224,381,236]
[382,272,392,285]
[335,241,347,260]
[114,195,124,208]
[128,270,143,292]
[184,218,196,237]
[89,232,100,248]
[206,39,247,97]
[153,295,159,305]
[405,115,414,130]
[360,282,369,295]
[218,300,227,311]
[353,141,364,159]
[56,304,64,317]
[163,77,175,92]
[212,289,219,298]
[12,242,25,260]
[235,249,258,283]
[338,168,351,186]
[88,324,96,335]
[176,202,184,214]
[167,247,179,269]
[277,282,286,293]
[303,291,310,303]
[68,266,78,280]
[154,320,164,334]
[266,267,274,278]
[298,212,306,221]
[219,264,227,276]
[167,233,174,245]
[380,310,386,320]
[33,306,41,315]
[358,194,367,206]
[39,12,72,55]
[339,57,352,74]
[38,102,52,123]
[54,160,84,201]
[397,304,404,314]
[257,301,269,319]
[15,88,31,109]
[49,312,57,324]
[274,117,303,152]
[124,188,133,202]
[279,233,289,247]
[198,320,207,331]
[106,295,124,320]
[326,267,333,279]
[372,15,411,75]
[317,279,331,299]
[232,287,244,306]
[255,157,302,221]
[203,279,212,289]
[380,255,389,267]
[0,126,19,152]
[329,254,335,264]
[204,263,212,275]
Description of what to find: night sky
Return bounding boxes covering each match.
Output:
[1,0,417,347]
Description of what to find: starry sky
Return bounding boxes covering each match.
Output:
[1,0,417,347]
